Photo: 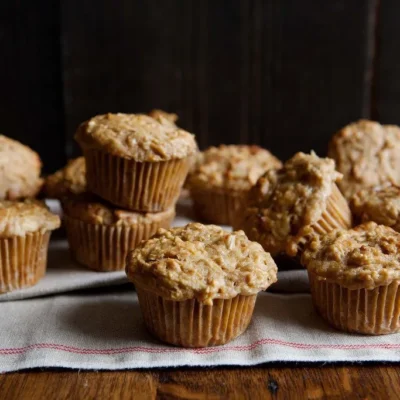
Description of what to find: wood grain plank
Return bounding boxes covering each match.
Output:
[61,1,373,159]
[1,366,400,399]
[257,0,374,160]
[373,0,400,125]
[61,0,191,156]
[0,1,65,173]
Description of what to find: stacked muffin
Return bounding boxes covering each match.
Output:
[0,135,60,292]
[60,112,198,272]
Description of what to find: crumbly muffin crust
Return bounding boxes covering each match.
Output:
[62,193,175,226]
[75,113,197,162]
[302,222,400,289]
[351,185,400,230]
[148,109,178,128]
[186,145,282,192]
[328,120,400,199]
[44,157,86,199]
[0,135,43,200]
[126,222,277,305]
[240,152,342,256]
[0,200,60,237]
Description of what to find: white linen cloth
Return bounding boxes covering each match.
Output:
[1,199,400,372]
[2,289,400,373]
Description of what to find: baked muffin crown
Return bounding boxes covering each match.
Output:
[242,151,342,255]
[75,113,197,162]
[44,157,86,199]
[148,109,178,127]
[62,193,175,226]
[0,200,60,237]
[0,135,43,200]
[351,185,400,230]
[186,144,282,192]
[302,222,400,289]
[328,119,400,199]
[126,222,277,305]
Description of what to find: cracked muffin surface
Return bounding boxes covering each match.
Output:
[187,144,282,192]
[328,120,400,199]
[302,222,400,289]
[126,222,277,305]
[239,152,346,256]
[75,113,197,162]
[351,185,400,231]
[44,157,86,198]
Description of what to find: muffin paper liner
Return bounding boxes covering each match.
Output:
[64,214,174,272]
[84,149,190,212]
[293,183,352,255]
[0,231,51,293]
[308,271,400,335]
[190,188,246,226]
[136,288,257,347]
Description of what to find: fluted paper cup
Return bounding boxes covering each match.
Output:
[84,149,190,212]
[64,213,174,272]
[0,231,51,293]
[136,287,257,347]
[308,271,400,335]
[190,188,247,226]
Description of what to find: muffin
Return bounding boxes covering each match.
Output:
[148,109,178,128]
[0,135,43,200]
[236,152,352,257]
[302,222,400,335]
[62,193,175,271]
[0,200,60,293]
[43,157,86,199]
[351,185,400,230]
[126,222,277,347]
[328,120,400,199]
[186,145,282,225]
[75,113,197,212]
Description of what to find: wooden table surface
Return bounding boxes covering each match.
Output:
[1,365,399,399]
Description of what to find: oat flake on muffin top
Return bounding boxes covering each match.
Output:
[62,193,175,226]
[351,185,400,230]
[148,109,178,128]
[0,200,60,237]
[0,135,43,200]
[186,144,282,192]
[126,222,277,305]
[75,113,197,162]
[302,222,400,289]
[44,157,86,199]
[241,152,343,256]
[328,120,400,199]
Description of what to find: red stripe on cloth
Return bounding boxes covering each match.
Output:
[0,339,399,356]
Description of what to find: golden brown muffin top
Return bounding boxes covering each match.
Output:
[186,145,282,192]
[328,120,400,199]
[44,157,86,199]
[126,222,277,305]
[62,193,175,226]
[0,135,43,200]
[302,222,400,289]
[240,152,343,256]
[0,200,60,237]
[148,109,178,128]
[351,185,400,231]
[75,113,197,162]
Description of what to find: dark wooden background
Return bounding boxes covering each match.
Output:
[0,0,398,173]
